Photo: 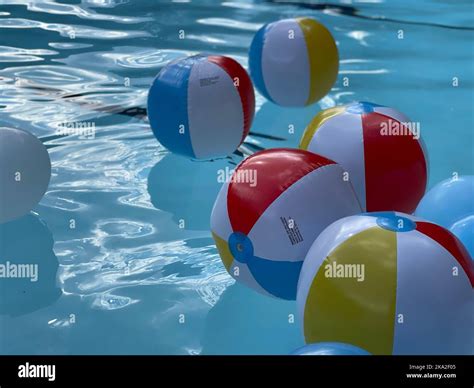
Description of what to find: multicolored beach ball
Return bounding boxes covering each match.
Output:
[249,18,338,106]
[210,148,362,300]
[292,342,371,356]
[147,54,255,159]
[297,212,474,355]
[299,102,428,213]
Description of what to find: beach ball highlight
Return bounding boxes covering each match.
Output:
[416,176,474,257]
[300,102,428,213]
[0,127,51,223]
[210,148,362,300]
[292,342,371,356]
[297,212,474,355]
[147,54,255,159]
[249,17,338,106]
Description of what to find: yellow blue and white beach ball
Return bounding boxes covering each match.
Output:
[249,18,338,106]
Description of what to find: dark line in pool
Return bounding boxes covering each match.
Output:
[13,83,286,149]
[269,1,474,31]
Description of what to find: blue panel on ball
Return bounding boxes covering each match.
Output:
[247,255,302,300]
[147,56,203,158]
[249,24,274,103]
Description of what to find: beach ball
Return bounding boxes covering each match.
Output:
[210,148,362,300]
[0,127,51,224]
[416,176,474,257]
[300,101,428,213]
[249,17,338,106]
[292,342,370,355]
[147,54,255,159]
[297,212,474,355]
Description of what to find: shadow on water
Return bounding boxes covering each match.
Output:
[0,213,61,317]
[201,283,304,355]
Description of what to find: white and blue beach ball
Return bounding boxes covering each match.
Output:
[147,54,255,159]
[249,18,338,107]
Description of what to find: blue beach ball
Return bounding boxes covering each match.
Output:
[292,342,371,355]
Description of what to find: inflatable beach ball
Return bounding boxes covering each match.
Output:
[300,102,428,213]
[249,18,338,106]
[297,212,474,355]
[147,54,255,159]
[292,342,370,355]
[0,127,51,223]
[416,176,474,258]
[210,148,361,300]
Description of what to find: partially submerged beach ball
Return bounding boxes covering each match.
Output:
[249,18,338,106]
[292,342,371,355]
[210,148,361,300]
[147,54,255,159]
[0,127,51,223]
[297,212,474,355]
[300,102,428,212]
[416,176,474,257]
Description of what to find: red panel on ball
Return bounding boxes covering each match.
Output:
[208,55,255,142]
[416,221,474,287]
[362,112,427,213]
[226,148,335,235]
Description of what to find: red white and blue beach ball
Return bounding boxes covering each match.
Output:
[147,55,255,159]
[210,148,362,300]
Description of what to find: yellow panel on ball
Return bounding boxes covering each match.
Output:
[297,17,339,105]
[303,226,398,355]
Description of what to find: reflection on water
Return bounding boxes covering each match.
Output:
[201,283,303,355]
[0,213,61,316]
[147,154,238,231]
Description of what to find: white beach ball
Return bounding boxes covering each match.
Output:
[0,127,51,223]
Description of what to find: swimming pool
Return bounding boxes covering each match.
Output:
[0,0,472,355]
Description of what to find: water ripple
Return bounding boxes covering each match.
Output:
[0,45,57,62]
[0,17,150,39]
[2,0,151,23]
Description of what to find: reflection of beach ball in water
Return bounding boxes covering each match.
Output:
[147,54,255,159]
[297,212,473,355]
[0,127,51,223]
[416,176,474,258]
[0,214,61,316]
[249,18,338,106]
[147,153,232,230]
[210,148,361,300]
[292,342,371,355]
[300,102,428,213]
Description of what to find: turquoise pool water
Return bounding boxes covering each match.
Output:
[0,0,473,354]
